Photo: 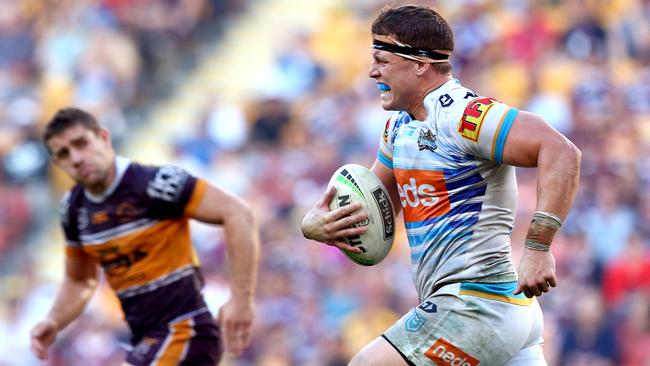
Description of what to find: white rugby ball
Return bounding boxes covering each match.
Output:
[328,164,395,266]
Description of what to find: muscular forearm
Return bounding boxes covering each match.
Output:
[47,277,98,331]
[223,209,260,300]
[370,160,402,217]
[535,139,581,219]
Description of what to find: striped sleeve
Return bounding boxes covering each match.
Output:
[377,112,410,169]
[183,178,208,216]
[491,108,519,163]
[142,164,201,219]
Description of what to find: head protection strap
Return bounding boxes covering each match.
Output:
[372,35,451,64]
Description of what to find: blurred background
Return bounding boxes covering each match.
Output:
[0,0,649,365]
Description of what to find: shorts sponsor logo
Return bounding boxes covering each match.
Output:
[371,187,394,240]
[394,169,450,222]
[425,338,480,366]
[459,97,496,141]
[405,309,426,332]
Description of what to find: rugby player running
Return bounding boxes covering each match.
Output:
[31,107,260,365]
[302,5,580,365]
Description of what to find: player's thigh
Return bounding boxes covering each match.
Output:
[349,337,411,366]
[384,293,487,366]
[384,288,541,365]
[502,344,547,366]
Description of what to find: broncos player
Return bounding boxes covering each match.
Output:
[302,5,580,365]
[31,107,260,365]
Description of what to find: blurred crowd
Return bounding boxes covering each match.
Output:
[0,0,245,253]
[1,0,650,365]
[0,0,245,364]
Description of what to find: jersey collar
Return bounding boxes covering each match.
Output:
[84,156,131,203]
[422,78,460,121]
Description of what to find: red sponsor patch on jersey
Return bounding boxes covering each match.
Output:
[425,338,480,366]
[459,97,497,141]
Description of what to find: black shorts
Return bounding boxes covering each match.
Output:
[125,309,222,366]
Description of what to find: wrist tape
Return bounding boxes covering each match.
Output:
[524,211,563,252]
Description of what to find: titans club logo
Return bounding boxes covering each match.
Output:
[418,129,437,152]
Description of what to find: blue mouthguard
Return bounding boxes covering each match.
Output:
[378,83,391,92]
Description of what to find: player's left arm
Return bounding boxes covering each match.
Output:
[501,111,581,298]
[189,183,260,356]
[501,110,581,217]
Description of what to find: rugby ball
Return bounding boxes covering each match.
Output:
[328,164,395,266]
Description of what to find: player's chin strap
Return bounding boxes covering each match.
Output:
[371,35,452,64]
[524,211,563,252]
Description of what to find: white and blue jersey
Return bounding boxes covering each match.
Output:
[378,79,520,301]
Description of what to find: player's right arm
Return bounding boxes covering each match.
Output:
[372,112,403,217]
[370,159,401,218]
[301,113,403,251]
[30,250,99,360]
[300,185,368,253]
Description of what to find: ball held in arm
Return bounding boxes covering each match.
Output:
[328,164,396,266]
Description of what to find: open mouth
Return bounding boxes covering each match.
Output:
[377,83,392,95]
